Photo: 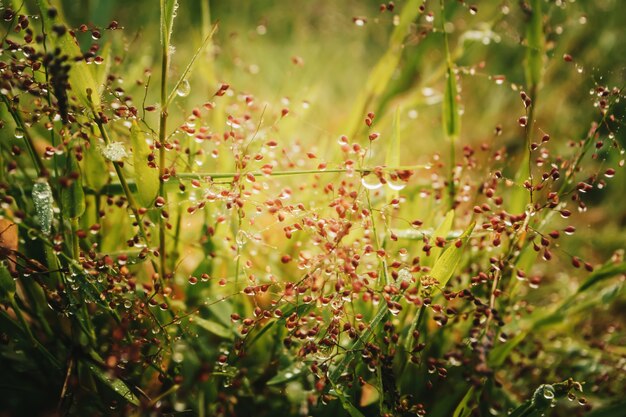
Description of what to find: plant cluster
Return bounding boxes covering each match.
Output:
[0,1,624,416]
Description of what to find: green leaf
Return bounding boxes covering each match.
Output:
[0,263,15,301]
[60,153,86,219]
[82,138,109,192]
[160,0,179,47]
[452,386,475,417]
[385,108,402,203]
[427,210,455,266]
[344,0,421,136]
[443,65,460,141]
[430,221,475,287]
[166,24,218,107]
[131,122,159,208]
[85,362,140,405]
[576,261,626,293]
[524,0,545,89]
[328,386,366,417]
[193,316,234,340]
[36,0,101,109]
[266,362,305,386]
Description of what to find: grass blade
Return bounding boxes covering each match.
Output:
[60,153,85,219]
[36,0,101,109]
[130,122,159,208]
[165,23,219,107]
[85,361,140,406]
[430,221,475,287]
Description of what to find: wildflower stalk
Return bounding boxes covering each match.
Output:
[158,1,172,281]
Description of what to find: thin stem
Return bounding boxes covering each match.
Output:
[1,95,46,176]
[175,165,426,180]
[158,16,171,281]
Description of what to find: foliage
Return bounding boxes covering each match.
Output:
[0,0,624,416]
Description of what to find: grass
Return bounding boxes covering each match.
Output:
[0,0,624,416]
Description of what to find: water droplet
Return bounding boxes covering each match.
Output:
[14,127,24,139]
[32,182,54,235]
[101,142,128,161]
[387,178,406,191]
[353,17,367,26]
[361,176,383,190]
[177,79,191,97]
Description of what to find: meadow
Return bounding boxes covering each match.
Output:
[0,0,624,416]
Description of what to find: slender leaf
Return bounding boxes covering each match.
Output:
[60,153,86,219]
[266,362,305,386]
[166,24,218,107]
[452,386,475,417]
[524,0,545,89]
[193,316,234,340]
[36,0,101,109]
[85,362,140,406]
[427,210,455,266]
[130,122,159,208]
[344,0,421,136]
[443,65,460,141]
[430,221,475,287]
[160,0,179,47]
[82,138,109,192]
[576,261,626,293]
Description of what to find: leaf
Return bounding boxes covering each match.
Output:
[443,65,460,141]
[427,210,455,266]
[160,0,179,47]
[524,0,545,89]
[93,43,112,96]
[130,123,159,208]
[452,386,475,417]
[0,263,15,301]
[82,138,109,192]
[85,362,140,405]
[576,261,626,293]
[266,362,305,386]
[328,387,366,417]
[193,316,234,340]
[166,23,218,107]
[429,221,475,287]
[60,153,86,219]
[36,0,101,109]
[344,0,421,136]
[329,297,397,382]
[385,108,401,203]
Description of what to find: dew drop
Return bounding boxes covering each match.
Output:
[361,176,383,190]
[14,127,24,139]
[177,79,191,97]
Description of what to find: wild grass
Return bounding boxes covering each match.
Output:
[0,0,624,416]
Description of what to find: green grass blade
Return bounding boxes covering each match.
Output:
[524,0,544,89]
[60,153,86,219]
[452,386,475,417]
[85,361,140,406]
[430,221,475,287]
[36,0,101,109]
[165,23,218,107]
[344,0,421,137]
[427,209,455,266]
[131,122,159,208]
[160,0,178,47]
[443,65,460,141]
[193,316,234,340]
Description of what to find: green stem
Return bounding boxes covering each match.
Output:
[176,165,426,180]
[1,95,46,176]
[158,13,171,282]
